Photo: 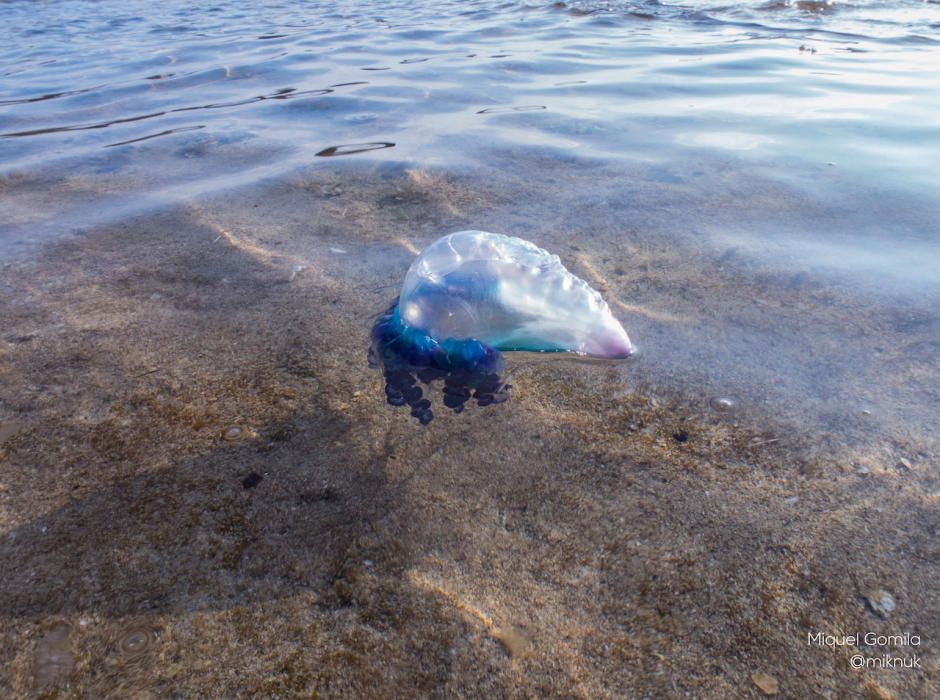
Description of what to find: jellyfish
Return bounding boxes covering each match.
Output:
[370,230,634,424]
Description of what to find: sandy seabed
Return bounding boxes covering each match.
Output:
[0,156,937,699]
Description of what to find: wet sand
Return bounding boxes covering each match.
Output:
[1,158,937,698]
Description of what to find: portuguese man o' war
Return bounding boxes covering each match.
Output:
[369,230,634,424]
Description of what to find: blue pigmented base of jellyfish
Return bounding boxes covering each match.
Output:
[369,303,509,424]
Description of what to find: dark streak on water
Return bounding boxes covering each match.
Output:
[316,141,396,157]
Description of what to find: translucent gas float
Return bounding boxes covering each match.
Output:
[370,231,634,424]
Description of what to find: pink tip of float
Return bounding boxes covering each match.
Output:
[593,338,636,360]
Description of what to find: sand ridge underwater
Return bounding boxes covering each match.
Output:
[0,159,937,698]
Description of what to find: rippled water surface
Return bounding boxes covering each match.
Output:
[3,3,940,697]
[2,0,939,268]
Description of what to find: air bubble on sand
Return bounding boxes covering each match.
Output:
[709,396,737,413]
[117,626,157,659]
[222,425,253,442]
[863,589,895,618]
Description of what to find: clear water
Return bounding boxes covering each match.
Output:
[2,0,939,280]
[2,3,939,696]
[2,0,939,441]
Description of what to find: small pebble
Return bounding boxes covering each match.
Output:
[856,464,870,477]
[783,496,799,505]
[242,472,263,489]
[751,671,778,696]
[709,396,737,413]
[222,426,245,442]
[117,627,155,659]
[896,457,912,471]
[863,589,895,618]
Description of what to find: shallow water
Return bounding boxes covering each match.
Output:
[1,1,939,698]
[2,0,939,275]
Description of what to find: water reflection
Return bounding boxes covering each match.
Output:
[477,105,547,114]
[0,0,937,283]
